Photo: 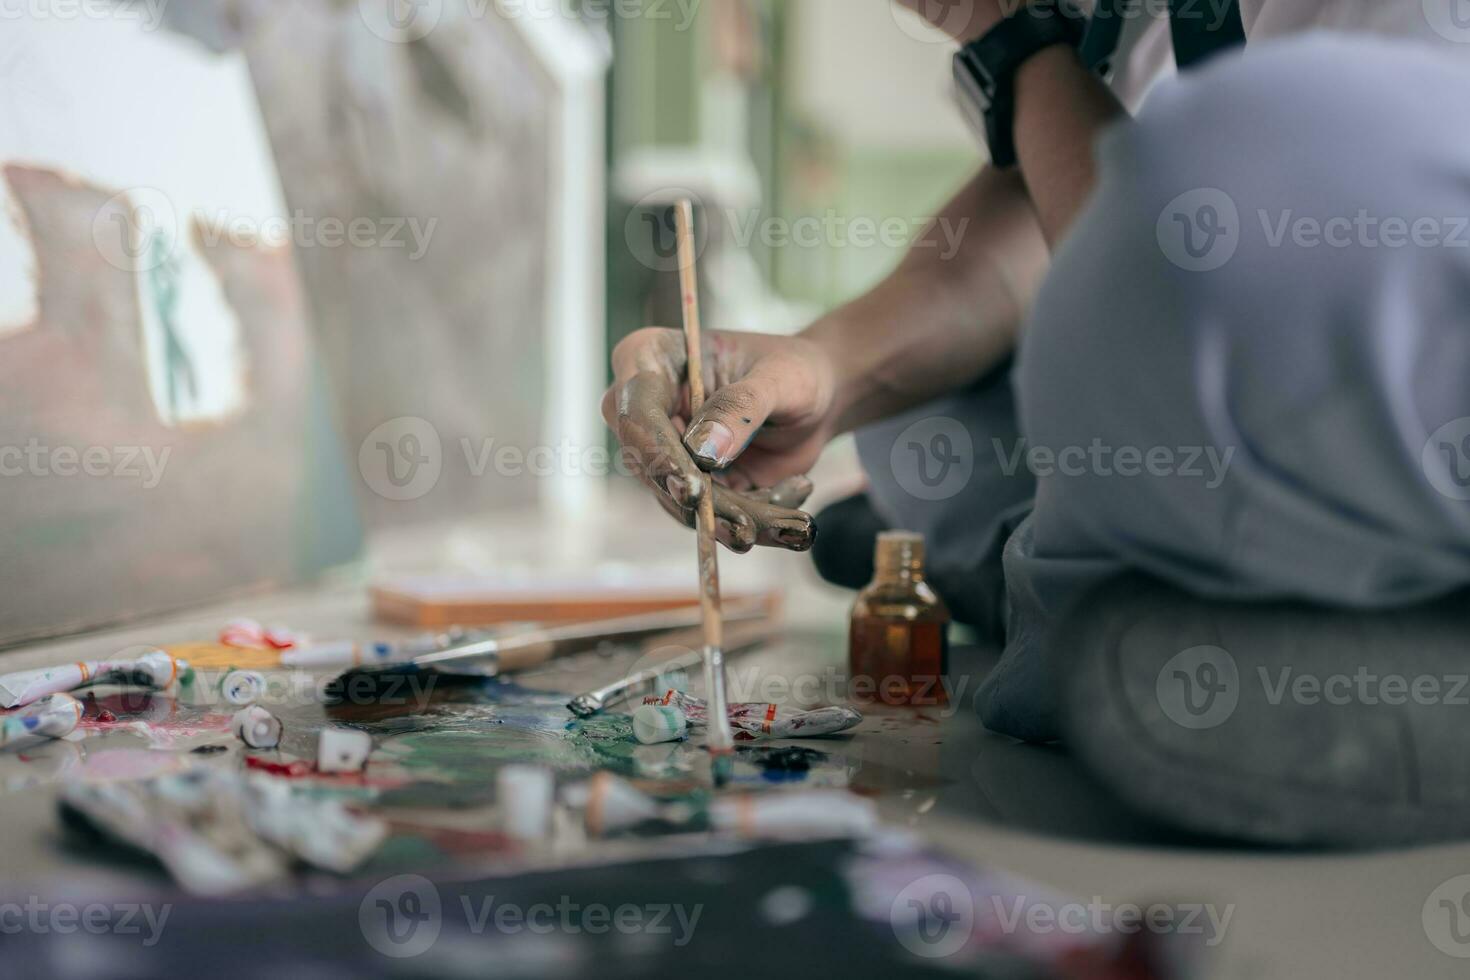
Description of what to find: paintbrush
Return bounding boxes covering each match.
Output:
[323,599,772,703]
[674,198,736,756]
[566,618,776,718]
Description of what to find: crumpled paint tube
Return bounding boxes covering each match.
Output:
[0,650,183,708]
[641,690,863,740]
[59,767,388,894]
[0,694,83,751]
[241,775,387,874]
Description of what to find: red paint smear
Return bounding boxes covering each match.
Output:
[245,755,314,778]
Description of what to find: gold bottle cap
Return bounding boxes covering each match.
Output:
[874,530,925,576]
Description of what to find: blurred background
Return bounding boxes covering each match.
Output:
[0,0,984,643]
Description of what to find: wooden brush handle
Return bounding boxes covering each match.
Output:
[674,200,724,654]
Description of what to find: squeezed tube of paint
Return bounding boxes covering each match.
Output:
[0,693,83,751]
[219,670,267,706]
[242,774,388,873]
[232,705,282,749]
[631,704,688,745]
[498,765,555,841]
[220,619,302,651]
[279,637,445,669]
[562,772,665,837]
[643,690,863,740]
[709,790,878,839]
[0,650,182,709]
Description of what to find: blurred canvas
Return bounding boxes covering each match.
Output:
[0,21,360,645]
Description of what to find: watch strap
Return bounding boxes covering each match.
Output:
[955,1,1088,168]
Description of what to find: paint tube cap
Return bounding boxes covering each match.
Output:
[231,705,282,749]
[317,727,372,773]
[632,704,687,745]
[220,670,266,706]
[498,765,555,841]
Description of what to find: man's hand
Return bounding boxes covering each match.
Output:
[895,0,1007,43]
[601,327,837,554]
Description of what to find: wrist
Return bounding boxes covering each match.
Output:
[798,314,867,437]
[961,2,1007,42]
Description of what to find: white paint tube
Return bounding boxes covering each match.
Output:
[241,774,388,874]
[61,768,390,893]
[60,771,289,896]
[0,650,182,708]
[642,690,863,740]
[0,693,83,751]
[279,632,455,669]
[709,790,878,839]
[631,704,687,745]
[561,772,665,837]
[498,765,555,841]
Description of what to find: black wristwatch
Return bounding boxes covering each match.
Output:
[953,0,1089,168]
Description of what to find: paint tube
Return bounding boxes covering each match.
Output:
[231,705,282,749]
[219,619,301,650]
[709,790,878,839]
[317,727,372,773]
[642,690,863,740]
[60,770,289,895]
[498,765,555,841]
[60,767,388,893]
[280,640,414,669]
[241,773,388,874]
[0,650,182,709]
[561,772,664,837]
[219,670,266,706]
[0,694,83,751]
[631,704,687,745]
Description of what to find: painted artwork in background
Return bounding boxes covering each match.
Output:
[0,20,360,645]
[228,0,590,528]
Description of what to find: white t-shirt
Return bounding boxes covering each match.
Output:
[1116,0,1469,109]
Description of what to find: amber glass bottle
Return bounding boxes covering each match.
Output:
[848,531,950,707]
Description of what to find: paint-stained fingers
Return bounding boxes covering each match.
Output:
[714,485,814,553]
[611,371,706,509]
[742,475,815,511]
[709,486,759,554]
[654,480,758,554]
[684,372,782,470]
[750,505,817,552]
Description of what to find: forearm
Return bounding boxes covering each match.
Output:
[1013,44,1126,245]
[802,165,1049,434]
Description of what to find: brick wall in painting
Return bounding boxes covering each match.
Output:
[0,23,361,645]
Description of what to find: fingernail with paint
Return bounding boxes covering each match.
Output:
[665,474,702,507]
[685,420,737,468]
[772,520,816,552]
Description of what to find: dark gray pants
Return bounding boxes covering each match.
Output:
[856,34,1470,740]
